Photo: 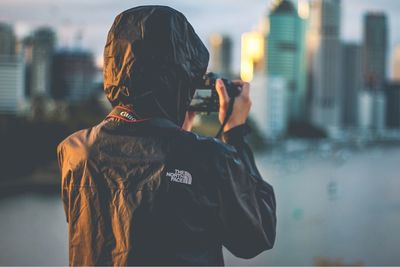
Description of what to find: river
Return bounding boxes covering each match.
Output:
[1,144,399,265]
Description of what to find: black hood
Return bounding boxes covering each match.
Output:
[103,6,209,125]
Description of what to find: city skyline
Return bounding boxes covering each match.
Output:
[0,0,399,75]
[1,0,400,138]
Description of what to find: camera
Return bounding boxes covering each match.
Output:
[188,72,242,113]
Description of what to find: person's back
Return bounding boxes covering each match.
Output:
[58,114,275,265]
[57,5,276,266]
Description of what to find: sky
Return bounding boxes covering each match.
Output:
[0,0,399,75]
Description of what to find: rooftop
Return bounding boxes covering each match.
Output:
[270,0,296,14]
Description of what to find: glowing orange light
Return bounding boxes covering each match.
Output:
[240,32,264,82]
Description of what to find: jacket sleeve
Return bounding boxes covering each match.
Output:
[214,124,276,259]
[57,142,69,223]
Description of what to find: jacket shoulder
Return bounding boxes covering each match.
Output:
[57,128,89,151]
[56,123,100,159]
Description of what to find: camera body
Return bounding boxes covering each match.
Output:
[188,72,241,113]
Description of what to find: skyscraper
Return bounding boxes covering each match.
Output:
[30,27,56,97]
[385,82,400,128]
[0,23,25,115]
[392,45,400,82]
[21,35,33,97]
[342,43,362,128]
[265,76,288,138]
[240,31,265,82]
[307,0,342,133]
[0,22,16,56]
[0,55,25,115]
[358,90,373,130]
[363,12,388,89]
[242,32,268,136]
[266,0,307,124]
[360,12,388,132]
[209,33,233,78]
[52,48,96,103]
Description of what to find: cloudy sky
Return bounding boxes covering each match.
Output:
[1,0,399,75]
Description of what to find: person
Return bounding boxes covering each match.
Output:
[57,5,276,266]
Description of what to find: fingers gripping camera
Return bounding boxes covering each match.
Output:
[188,72,242,113]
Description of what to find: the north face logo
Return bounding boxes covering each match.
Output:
[166,169,192,185]
[119,111,136,121]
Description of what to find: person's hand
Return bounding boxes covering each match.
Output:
[215,79,251,132]
[182,111,196,131]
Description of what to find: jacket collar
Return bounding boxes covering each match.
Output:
[104,115,181,132]
[104,105,181,131]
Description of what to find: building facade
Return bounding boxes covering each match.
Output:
[0,23,25,115]
[363,12,388,89]
[52,49,96,103]
[358,91,373,130]
[241,31,265,82]
[209,33,233,78]
[307,0,342,134]
[392,45,400,82]
[266,0,307,124]
[342,43,362,128]
[265,76,288,138]
[385,82,400,128]
[30,27,56,97]
[0,55,25,114]
[0,23,16,56]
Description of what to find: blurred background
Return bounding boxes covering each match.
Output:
[0,0,400,265]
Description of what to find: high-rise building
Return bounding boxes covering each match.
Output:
[209,34,233,78]
[0,22,16,56]
[372,91,386,131]
[357,90,386,131]
[363,12,388,89]
[249,74,268,136]
[266,0,307,124]
[265,76,288,138]
[0,24,24,115]
[52,49,96,103]
[358,91,373,130]
[385,82,400,128]
[30,27,56,97]
[0,55,25,115]
[359,12,388,132]
[307,0,342,134]
[342,43,362,128]
[392,45,400,82]
[240,31,265,82]
[21,36,34,97]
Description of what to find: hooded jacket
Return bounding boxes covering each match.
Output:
[57,6,276,266]
[103,5,209,126]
